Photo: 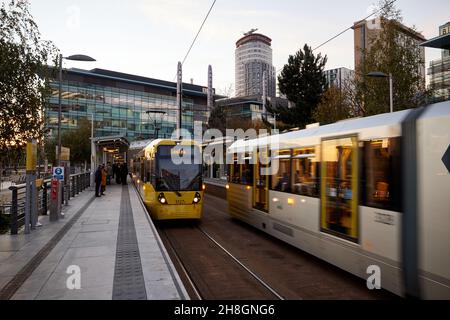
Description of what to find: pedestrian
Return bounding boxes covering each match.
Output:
[112,163,117,180]
[107,162,113,185]
[115,163,121,184]
[101,164,107,195]
[95,165,102,197]
[121,163,128,185]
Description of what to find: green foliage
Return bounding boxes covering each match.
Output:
[45,118,92,165]
[272,44,327,129]
[314,86,352,125]
[354,0,426,115]
[208,105,227,134]
[0,0,58,160]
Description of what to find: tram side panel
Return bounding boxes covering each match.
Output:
[417,108,450,299]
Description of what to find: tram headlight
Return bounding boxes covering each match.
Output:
[193,192,201,204]
[158,193,167,204]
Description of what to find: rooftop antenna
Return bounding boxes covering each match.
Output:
[243,28,258,36]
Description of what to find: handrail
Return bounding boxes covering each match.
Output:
[2,171,91,235]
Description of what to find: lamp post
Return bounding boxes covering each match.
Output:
[57,54,96,166]
[367,71,393,113]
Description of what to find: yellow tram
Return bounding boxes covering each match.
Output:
[132,139,204,220]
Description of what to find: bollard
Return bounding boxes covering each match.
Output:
[61,183,64,205]
[82,173,85,190]
[71,176,75,198]
[42,182,48,215]
[9,187,18,235]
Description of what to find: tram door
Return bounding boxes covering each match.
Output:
[253,149,269,212]
[320,136,359,242]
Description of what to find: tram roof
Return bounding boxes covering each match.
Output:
[228,102,450,153]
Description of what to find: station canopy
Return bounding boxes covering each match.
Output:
[91,134,130,165]
[92,134,129,153]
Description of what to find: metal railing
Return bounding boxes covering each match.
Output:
[0,172,91,235]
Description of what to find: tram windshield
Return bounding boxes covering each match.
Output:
[156,145,202,191]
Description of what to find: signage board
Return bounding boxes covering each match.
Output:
[53,167,65,181]
[56,146,70,161]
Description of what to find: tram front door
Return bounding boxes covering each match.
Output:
[320,136,359,242]
[253,150,269,212]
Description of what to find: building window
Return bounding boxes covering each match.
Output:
[292,147,320,197]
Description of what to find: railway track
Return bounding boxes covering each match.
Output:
[157,222,284,300]
[139,182,396,300]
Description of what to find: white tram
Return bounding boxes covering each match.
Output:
[226,102,450,299]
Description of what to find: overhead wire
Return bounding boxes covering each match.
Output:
[173,0,217,81]
[242,0,399,97]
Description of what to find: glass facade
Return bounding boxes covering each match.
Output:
[46,69,211,141]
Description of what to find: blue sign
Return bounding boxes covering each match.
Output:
[53,167,65,181]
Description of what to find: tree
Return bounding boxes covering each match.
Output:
[271,44,327,129]
[45,118,92,166]
[354,0,426,115]
[208,105,227,134]
[314,86,352,125]
[0,0,58,170]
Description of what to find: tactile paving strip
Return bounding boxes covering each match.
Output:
[112,185,147,300]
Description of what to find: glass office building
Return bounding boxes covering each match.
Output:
[47,68,213,141]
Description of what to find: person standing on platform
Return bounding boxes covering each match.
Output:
[121,163,128,185]
[115,163,121,184]
[101,164,107,195]
[107,163,113,185]
[112,163,117,181]
[95,165,102,197]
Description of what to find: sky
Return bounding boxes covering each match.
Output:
[8,0,450,95]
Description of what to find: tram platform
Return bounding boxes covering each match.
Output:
[0,181,188,300]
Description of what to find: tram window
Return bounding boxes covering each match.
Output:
[229,153,253,186]
[363,138,402,211]
[292,147,320,197]
[230,155,241,183]
[271,150,292,193]
[241,157,254,186]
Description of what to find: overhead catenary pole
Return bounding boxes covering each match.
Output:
[262,70,267,114]
[176,62,183,133]
[389,73,393,113]
[207,65,213,110]
[57,53,63,167]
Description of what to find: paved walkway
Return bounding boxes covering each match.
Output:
[0,181,187,300]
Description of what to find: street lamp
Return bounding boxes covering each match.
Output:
[57,54,96,166]
[367,71,393,113]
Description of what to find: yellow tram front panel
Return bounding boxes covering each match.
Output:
[140,182,203,220]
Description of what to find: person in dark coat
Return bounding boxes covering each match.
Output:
[115,163,121,184]
[95,165,102,197]
[121,163,128,185]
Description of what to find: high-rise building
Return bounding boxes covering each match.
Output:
[352,17,426,81]
[46,68,217,141]
[427,22,450,102]
[235,31,276,97]
[324,67,355,90]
